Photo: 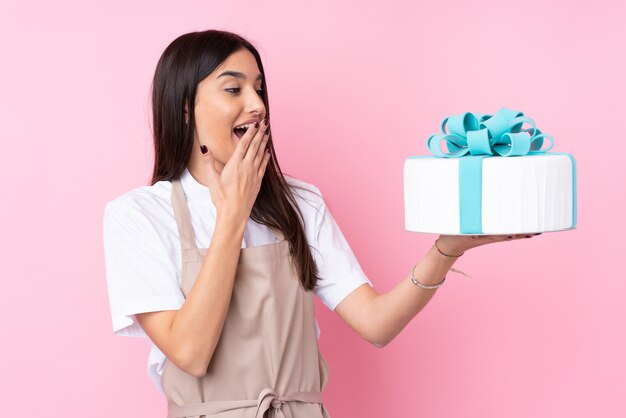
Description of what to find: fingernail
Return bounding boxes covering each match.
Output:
[263,118,269,126]
[254,121,259,128]
[200,144,208,154]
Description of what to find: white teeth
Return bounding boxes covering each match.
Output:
[235,122,256,130]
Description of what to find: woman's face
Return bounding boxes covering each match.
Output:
[189,47,267,173]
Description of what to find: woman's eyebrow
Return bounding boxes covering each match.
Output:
[217,71,263,81]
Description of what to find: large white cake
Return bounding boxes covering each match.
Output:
[403,154,577,235]
[403,108,577,235]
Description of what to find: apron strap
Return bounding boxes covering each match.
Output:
[167,389,322,418]
[171,178,198,250]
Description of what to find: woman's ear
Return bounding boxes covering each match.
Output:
[184,103,189,125]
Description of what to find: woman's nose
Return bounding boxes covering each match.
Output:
[245,89,265,115]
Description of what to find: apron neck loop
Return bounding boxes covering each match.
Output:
[171,179,198,250]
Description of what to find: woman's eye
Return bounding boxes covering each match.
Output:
[225,88,264,96]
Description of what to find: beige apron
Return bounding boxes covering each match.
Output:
[161,179,331,418]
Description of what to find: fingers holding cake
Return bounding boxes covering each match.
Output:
[438,232,543,255]
[504,233,542,240]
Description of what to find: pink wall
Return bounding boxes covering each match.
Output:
[2,0,625,416]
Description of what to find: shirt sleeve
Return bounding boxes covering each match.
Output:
[103,200,185,338]
[310,187,373,311]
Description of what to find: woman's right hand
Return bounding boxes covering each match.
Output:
[201,119,271,223]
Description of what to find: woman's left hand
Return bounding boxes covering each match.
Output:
[436,233,542,256]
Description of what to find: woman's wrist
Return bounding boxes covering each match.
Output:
[435,239,464,257]
[409,244,455,287]
[435,236,467,257]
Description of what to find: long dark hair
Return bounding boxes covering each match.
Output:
[149,29,321,291]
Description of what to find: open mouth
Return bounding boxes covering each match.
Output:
[233,123,255,139]
[233,126,248,139]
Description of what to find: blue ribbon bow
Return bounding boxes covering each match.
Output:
[427,107,554,158]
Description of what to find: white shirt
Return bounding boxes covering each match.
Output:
[103,167,372,394]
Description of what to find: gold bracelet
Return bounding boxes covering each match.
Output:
[435,239,464,257]
[410,263,446,289]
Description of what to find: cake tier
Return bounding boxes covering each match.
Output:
[403,153,577,235]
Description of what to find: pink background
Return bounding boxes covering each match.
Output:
[2,0,625,416]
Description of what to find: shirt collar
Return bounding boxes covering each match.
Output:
[180,167,214,208]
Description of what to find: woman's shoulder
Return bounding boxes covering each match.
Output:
[104,179,174,220]
[283,174,325,212]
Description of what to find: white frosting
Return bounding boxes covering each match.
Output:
[403,155,574,235]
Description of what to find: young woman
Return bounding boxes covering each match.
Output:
[103,29,537,418]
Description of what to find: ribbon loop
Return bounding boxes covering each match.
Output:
[427,133,469,158]
[466,128,492,155]
[444,112,480,137]
[480,113,509,143]
[509,115,536,133]
[495,132,531,156]
[428,108,553,158]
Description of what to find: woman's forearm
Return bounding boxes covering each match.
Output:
[368,244,458,347]
[169,213,247,376]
